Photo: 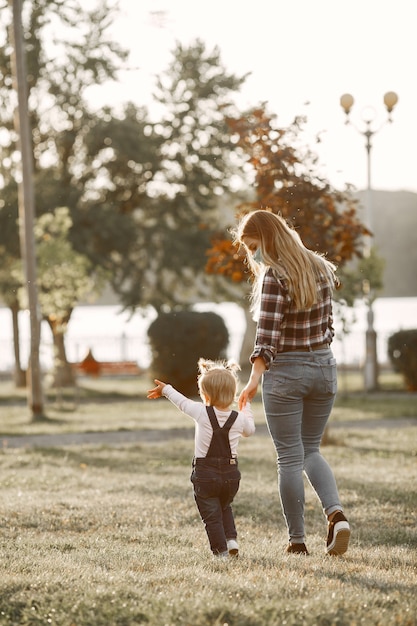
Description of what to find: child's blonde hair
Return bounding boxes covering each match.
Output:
[197,358,240,408]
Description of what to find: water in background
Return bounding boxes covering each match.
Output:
[0,298,416,372]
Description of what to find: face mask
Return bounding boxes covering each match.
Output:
[253,248,263,263]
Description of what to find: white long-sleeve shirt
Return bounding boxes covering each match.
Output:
[162,385,255,458]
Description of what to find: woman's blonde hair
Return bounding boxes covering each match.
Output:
[197,358,240,408]
[233,209,338,311]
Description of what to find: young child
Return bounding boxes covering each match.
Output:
[147,358,255,558]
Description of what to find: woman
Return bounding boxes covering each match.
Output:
[235,209,350,556]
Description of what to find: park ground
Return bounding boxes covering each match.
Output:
[0,372,416,626]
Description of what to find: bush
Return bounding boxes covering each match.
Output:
[387,329,417,391]
[147,310,229,396]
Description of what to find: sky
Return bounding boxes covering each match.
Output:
[91,0,417,194]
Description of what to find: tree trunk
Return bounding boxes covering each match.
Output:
[9,0,44,419]
[11,303,26,387]
[47,317,76,387]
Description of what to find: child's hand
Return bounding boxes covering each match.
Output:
[147,379,167,399]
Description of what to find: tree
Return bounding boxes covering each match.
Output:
[205,106,370,364]
[0,1,163,381]
[0,245,26,385]
[67,102,163,294]
[206,106,368,278]
[34,207,105,387]
[116,40,249,313]
[9,206,103,388]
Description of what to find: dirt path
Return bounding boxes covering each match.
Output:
[1,417,416,449]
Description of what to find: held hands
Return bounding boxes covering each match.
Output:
[147,379,167,399]
[238,357,266,409]
[238,380,259,410]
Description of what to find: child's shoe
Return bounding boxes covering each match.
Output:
[226,539,239,557]
[214,550,229,558]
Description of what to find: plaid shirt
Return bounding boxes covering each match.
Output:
[250,267,335,369]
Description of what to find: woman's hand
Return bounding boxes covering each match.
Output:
[238,357,266,409]
[238,379,259,409]
[147,379,167,399]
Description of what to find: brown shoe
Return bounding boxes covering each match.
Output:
[326,511,350,556]
[286,542,309,555]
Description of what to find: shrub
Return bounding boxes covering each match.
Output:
[147,310,229,396]
[387,329,417,391]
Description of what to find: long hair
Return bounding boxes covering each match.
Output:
[233,209,338,311]
[197,358,240,408]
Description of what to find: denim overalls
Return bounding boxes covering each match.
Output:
[191,406,241,555]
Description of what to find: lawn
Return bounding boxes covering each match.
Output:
[0,374,416,625]
[0,370,416,437]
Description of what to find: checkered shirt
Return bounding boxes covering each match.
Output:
[250,267,335,369]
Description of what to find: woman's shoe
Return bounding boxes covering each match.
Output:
[286,542,309,555]
[326,511,350,555]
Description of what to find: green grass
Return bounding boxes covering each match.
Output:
[336,367,406,394]
[0,375,416,625]
[0,371,416,438]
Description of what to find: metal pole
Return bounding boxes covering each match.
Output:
[340,91,397,393]
[8,0,45,418]
[364,127,373,239]
[363,126,378,391]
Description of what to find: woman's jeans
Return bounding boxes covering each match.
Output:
[262,348,342,544]
[191,458,241,554]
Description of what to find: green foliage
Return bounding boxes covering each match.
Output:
[0,1,159,302]
[147,310,229,396]
[336,246,385,307]
[35,207,104,322]
[319,247,386,354]
[154,39,247,208]
[0,244,21,307]
[388,329,417,391]
[1,1,168,386]
[29,207,106,386]
[119,40,249,312]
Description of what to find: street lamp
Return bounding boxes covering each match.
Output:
[339,91,398,391]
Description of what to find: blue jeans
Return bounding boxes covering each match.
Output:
[191,459,241,554]
[262,349,342,544]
